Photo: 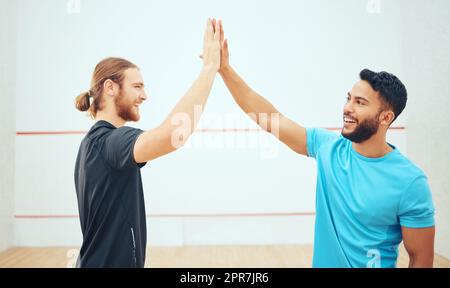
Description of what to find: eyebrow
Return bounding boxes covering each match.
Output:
[347,92,370,103]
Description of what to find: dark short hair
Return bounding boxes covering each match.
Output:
[359,69,407,122]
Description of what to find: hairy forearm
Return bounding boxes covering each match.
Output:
[219,65,279,131]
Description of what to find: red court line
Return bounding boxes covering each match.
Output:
[16,127,405,136]
[16,131,87,135]
[14,212,316,219]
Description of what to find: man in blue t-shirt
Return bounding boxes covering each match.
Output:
[218,22,435,267]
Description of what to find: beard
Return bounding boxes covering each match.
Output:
[342,112,380,143]
[115,90,140,122]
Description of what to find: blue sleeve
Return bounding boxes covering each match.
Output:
[306,127,339,159]
[398,176,435,228]
[101,126,146,170]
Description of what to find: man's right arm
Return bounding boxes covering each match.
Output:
[218,28,307,156]
[134,66,217,163]
[133,19,221,163]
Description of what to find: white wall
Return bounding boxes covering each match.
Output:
[398,0,450,259]
[0,0,17,251]
[6,0,445,254]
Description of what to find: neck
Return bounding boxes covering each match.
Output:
[351,130,393,158]
[95,109,126,128]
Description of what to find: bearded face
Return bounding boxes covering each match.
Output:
[112,68,146,122]
[342,110,381,143]
[115,89,141,122]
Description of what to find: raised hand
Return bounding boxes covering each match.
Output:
[218,20,230,74]
[202,18,221,72]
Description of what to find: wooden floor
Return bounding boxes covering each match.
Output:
[0,244,449,268]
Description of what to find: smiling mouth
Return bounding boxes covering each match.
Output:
[343,116,357,124]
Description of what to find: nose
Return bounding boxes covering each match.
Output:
[343,101,354,115]
[141,90,148,101]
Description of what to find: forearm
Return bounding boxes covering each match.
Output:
[162,66,216,137]
[219,65,279,130]
[133,18,221,162]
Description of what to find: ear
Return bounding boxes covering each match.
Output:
[103,79,119,98]
[379,110,395,127]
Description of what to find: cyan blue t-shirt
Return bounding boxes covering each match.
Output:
[306,128,435,268]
